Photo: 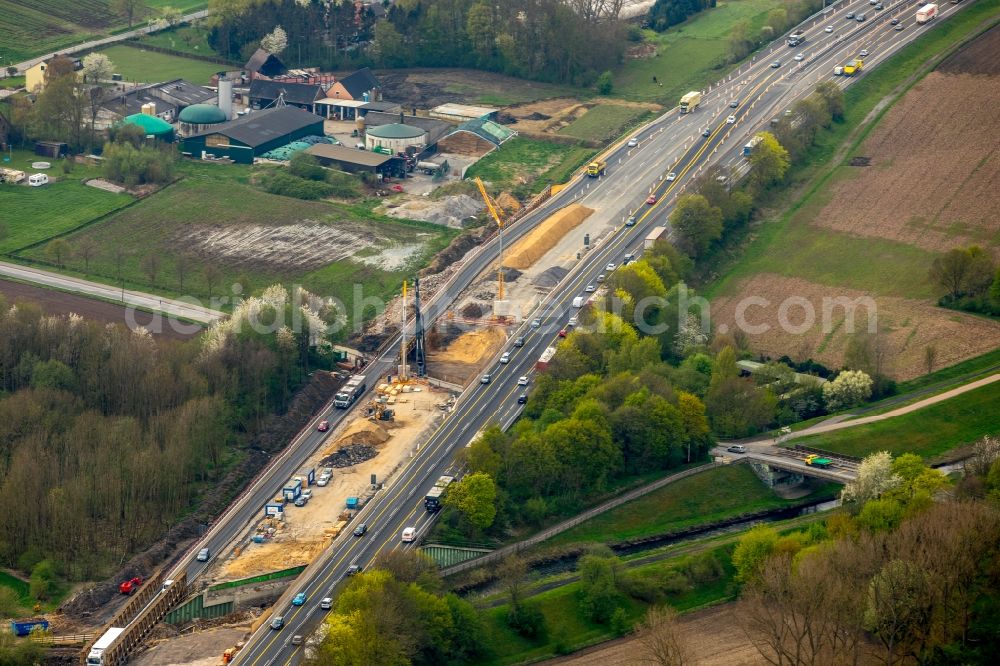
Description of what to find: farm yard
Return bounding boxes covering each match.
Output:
[708,24,1000,381]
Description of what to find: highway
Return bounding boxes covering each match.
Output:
[199,2,974,663]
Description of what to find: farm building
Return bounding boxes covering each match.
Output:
[177,104,228,135]
[100,79,216,124]
[326,67,380,102]
[437,119,516,156]
[120,114,174,141]
[34,141,68,158]
[304,143,406,177]
[180,107,324,164]
[361,112,452,147]
[244,49,287,80]
[364,123,426,153]
[25,56,82,92]
[429,103,498,123]
[249,80,324,113]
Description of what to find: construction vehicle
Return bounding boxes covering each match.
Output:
[334,374,367,408]
[424,475,455,512]
[679,91,702,114]
[843,59,864,76]
[916,3,938,22]
[366,400,394,422]
[586,160,607,177]
[804,454,834,469]
[474,176,508,300]
[118,576,143,595]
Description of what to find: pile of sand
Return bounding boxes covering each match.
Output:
[221,539,327,580]
[382,194,483,228]
[497,192,522,213]
[330,419,390,450]
[504,204,593,270]
[429,327,507,365]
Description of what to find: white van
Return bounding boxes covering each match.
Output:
[28,173,48,186]
[401,527,416,542]
[572,296,585,308]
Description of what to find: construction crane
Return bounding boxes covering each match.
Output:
[474,176,506,300]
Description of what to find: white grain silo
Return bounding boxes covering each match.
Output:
[218,76,233,120]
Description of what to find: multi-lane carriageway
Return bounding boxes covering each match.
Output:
[113,2,968,664]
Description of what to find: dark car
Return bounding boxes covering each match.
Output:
[558,329,568,338]
[514,336,525,347]
[702,128,711,137]
[353,523,367,537]
[517,394,528,404]
[890,17,899,24]
[346,564,361,576]
[729,100,738,108]
[770,60,781,68]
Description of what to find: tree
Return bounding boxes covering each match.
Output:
[964,246,996,296]
[29,560,58,601]
[706,375,775,438]
[44,238,72,267]
[842,451,900,509]
[732,525,778,584]
[822,369,873,411]
[444,472,497,530]
[140,253,161,287]
[929,248,973,299]
[81,53,114,84]
[814,80,845,121]
[923,345,937,375]
[174,255,191,291]
[577,554,624,623]
[864,559,934,665]
[748,131,790,189]
[371,21,407,68]
[635,605,690,665]
[260,25,288,54]
[112,0,142,28]
[596,70,613,95]
[75,237,99,272]
[30,72,87,147]
[204,264,221,299]
[669,194,722,257]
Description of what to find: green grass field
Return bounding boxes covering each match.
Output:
[0,570,30,605]
[614,0,785,105]
[794,379,1000,459]
[466,137,595,194]
[97,44,225,84]
[548,464,838,546]
[558,103,650,143]
[136,23,215,57]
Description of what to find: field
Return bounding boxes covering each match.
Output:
[793,378,1000,460]
[97,44,225,84]
[557,102,652,142]
[136,23,215,57]
[548,464,838,546]
[708,18,1000,381]
[14,165,456,330]
[466,137,595,194]
[376,68,583,109]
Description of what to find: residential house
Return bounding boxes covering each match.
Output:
[25,56,82,93]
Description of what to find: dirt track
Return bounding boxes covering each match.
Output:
[0,279,202,340]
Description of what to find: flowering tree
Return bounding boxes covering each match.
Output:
[822,369,873,411]
[261,25,288,55]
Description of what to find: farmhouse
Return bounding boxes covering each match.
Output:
[248,80,324,113]
[315,68,385,120]
[25,56,82,93]
[437,119,516,156]
[180,107,324,164]
[304,143,406,178]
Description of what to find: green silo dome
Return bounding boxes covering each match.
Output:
[179,104,227,124]
[122,113,174,138]
[366,123,425,139]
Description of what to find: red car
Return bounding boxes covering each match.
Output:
[558,329,568,338]
[317,420,329,432]
[646,194,657,205]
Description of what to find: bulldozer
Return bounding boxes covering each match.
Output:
[366,400,394,422]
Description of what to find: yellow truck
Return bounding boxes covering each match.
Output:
[586,160,607,177]
[679,91,702,114]
[843,59,864,76]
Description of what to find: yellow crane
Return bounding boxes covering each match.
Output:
[474,176,506,300]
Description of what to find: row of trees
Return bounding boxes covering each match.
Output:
[728,0,823,62]
[929,244,1000,316]
[733,445,1000,664]
[0,290,325,580]
[647,0,716,32]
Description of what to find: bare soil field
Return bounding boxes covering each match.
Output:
[811,25,1000,255]
[425,326,508,386]
[545,603,766,666]
[712,274,1000,381]
[374,68,580,109]
[0,279,202,340]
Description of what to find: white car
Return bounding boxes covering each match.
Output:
[605,263,616,271]
[517,376,529,386]
[585,284,596,293]
[666,172,677,181]
[825,25,834,33]
[627,138,638,147]
[499,352,510,364]
[401,527,416,542]
[726,115,736,124]
[859,49,869,57]
[794,53,804,62]
[568,316,578,326]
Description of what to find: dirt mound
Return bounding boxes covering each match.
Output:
[496,192,522,212]
[420,226,489,276]
[333,419,390,448]
[429,326,506,365]
[382,194,483,228]
[321,444,379,468]
[505,204,593,270]
[533,266,569,288]
[525,112,551,121]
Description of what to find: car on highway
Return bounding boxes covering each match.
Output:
[729,100,738,108]
[518,376,529,386]
[568,316,578,326]
[514,336,525,347]
[346,564,362,575]
[291,635,303,646]
[196,548,210,562]
[606,262,616,271]
[869,0,877,5]
[860,49,869,57]
[702,128,711,137]
[626,215,636,226]
[627,137,638,147]
[292,592,307,606]
[846,11,855,19]
[794,53,804,61]
[531,318,541,328]
[666,172,677,181]
[646,194,657,204]
[890,17,899,25]
[517,394,528,404]
[770,60,781,68]
[596,274,605,283]
[353,523,367,537]
[271,616,284,630]
[320,597,332,610]
[558,328,568,338]
[895,23,904,31]
[585,284,596,292]
[856,13,866,21]
[726,115,736,123]
[875,3,883,9]
[825,25,834,32]
[401,527,416,543]
[728,444,747,454]
[499,352,510,364]
[481,374,491,384]
[317,420,329,432]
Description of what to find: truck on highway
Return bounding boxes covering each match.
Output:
[679,91,702,114]
[916,3,938,22]
[87,627,126,666]
[843,59,864,76]
[742,135,763,157]
[787,31,805,47]
[424,475,455,512]
[536,346,557,371]
[804,454,834,469]
[334,374,367,408]
[586,160,607,177]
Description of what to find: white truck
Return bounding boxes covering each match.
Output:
[333,374,367,409]
[679,91,702,114]
[916,3,938,23]
[87,627,125,666]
